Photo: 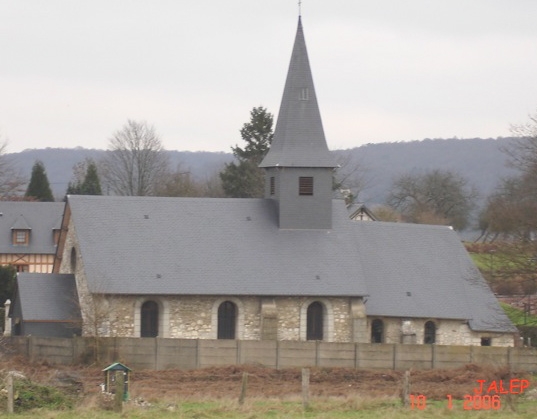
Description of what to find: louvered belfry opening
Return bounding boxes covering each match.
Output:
[306,301,324,340]
[217,301,237,339]
[141,300,159,337]
[299,177,314,196]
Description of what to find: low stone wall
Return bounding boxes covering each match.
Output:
[8,336,537,372]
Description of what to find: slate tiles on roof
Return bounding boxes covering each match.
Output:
[15,273,80,321]
[0,202,65,254]
[351,221,516,333]
[10,214,31,230]
[67,195,367,297]
[260,17,336,169]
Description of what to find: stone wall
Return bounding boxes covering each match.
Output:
[369,317,513,347]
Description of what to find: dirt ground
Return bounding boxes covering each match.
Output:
[1,354,533,403]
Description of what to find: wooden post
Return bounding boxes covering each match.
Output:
[114,371,124,413]
[401,370,410,407]
[302,368,310,410]
[7,373,14,414]
[238,372,248,405]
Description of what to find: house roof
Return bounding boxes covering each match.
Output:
[347,203,378,221]
[14,273,81,321]
[67,195,367,297]
[11,214,32,230]
[259,17,336,169]
[0,202,65,254]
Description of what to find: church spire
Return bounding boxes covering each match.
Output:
[260,17,336,230]
[259,17,336,169]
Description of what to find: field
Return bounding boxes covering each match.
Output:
[1,354,537,418]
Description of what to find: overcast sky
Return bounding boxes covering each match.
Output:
[2,1,537,154]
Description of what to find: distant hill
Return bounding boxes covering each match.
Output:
[8,137,517,207]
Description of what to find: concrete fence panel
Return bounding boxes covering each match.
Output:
[115,338,158,370]
[471,346,509,367]
[6,337,537,372]
[509,347,537,372]
[198,340,237,367]
[432,345,472,369]
[356,344,395,369]
[394,344,433,370]
[278,341,316,368]
[317,342,355,368]
[239,340,277,368]
[156,339,198,370]
[29,336,73,365]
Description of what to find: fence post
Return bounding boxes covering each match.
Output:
[195,339,200,369]
[6,373,13,414]
[302,368,310,410]
[238,372,248,405]
[401,370,410,407]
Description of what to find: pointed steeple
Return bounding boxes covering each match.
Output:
[260,17,336,168]
[260,17,336,230]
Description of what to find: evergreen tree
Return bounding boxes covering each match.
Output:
[220,107,274,198]
[65,159,102,197]
[25,160,54,201]
[80,161,102,195]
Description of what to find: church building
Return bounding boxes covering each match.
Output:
[10,17,516,346]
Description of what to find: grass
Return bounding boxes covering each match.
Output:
[5,396,537,419]
[501,303,537,326]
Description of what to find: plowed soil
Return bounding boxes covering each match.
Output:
[2,354,532,403]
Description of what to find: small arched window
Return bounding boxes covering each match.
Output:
[371,319,384,343]
[306,301,324,340]
[424,321,436,344]
[141,301,159,337]
[217,301,237,339]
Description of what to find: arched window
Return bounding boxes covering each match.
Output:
[424,321,436,344]
[371,319,384,343]
[141,301,159,337]
[306,301,324,340]
[217,301,237,339]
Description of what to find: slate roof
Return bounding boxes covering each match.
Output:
[260,17,336,168]
[14,273,81,321]
[0,202,65,254]
[67,195,367,297]
[351,222,516,333]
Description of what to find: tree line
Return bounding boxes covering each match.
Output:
[1,107,537,241]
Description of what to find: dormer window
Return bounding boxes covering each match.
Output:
[13,229,30,246]
[299,177,314,196]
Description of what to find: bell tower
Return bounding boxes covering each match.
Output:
[259,17,337,229]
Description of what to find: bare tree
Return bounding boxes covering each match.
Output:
[0,139,26,199]
[333,151,372,204]
[387,169,478,231]
[102,120,170,196]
